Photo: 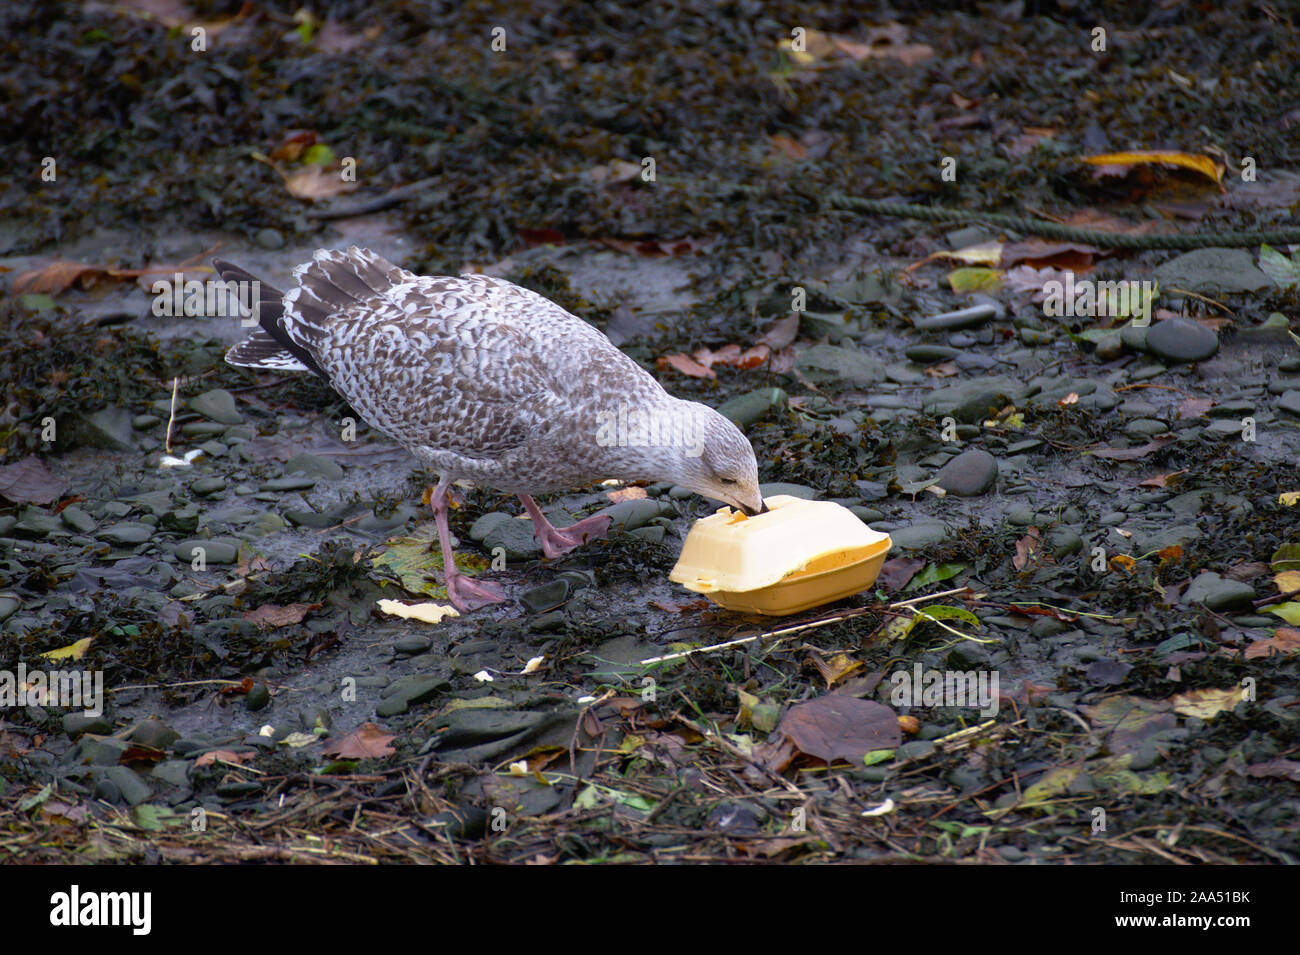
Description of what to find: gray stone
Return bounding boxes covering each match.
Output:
[130,718,180,749]
[63,713,112,737]
[191,477,227,497]
[285,453,345,481]
[190,389,243,425]
[481,516,543,560]
[889,522,948,550]
[1144,318,1219,363]
[794,344,886,387]
[12,508,61,537]
[1152,247,1272,293]
[60,506,96,534]
[759,482,818,500]
[259,476,317,492]
[1276,390,1300,418]
[716,388,787,427]
[77,407,135,451]
[245,683,271,711]
[933,448,998,496]
[469,511,513,541]
[103,767,155,805]
[520,579,571,614]
[1183,572,1255,610]
[922,378,1017,424]
[97,522,154,546]
[172,538,240,564]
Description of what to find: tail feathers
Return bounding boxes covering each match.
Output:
[283,247,409,351]
[225,330,313,372]
[214,258,327,378]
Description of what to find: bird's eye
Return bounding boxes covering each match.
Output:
[719,477,737,485]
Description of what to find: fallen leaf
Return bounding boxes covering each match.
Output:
[758,313,800,350]
[278,162,359,200]
[194,749,249,767]
[1244,628,1300,660]
[243,602,320,629]
[322,722,395,759]
[1086,434,1177,460]
[1080,151,1224,190]
[1081,696,1175,754]
[655,353,715,379]
[1171,687,1241,720]
[39,638,93,661]
[1013,526,1051,571]
[1177,397,1214,419]
[1280,491,1300,507]
[1139,470,1188,489]
[1244,759,1300,781]
[776,695,901,764]
[0,457,66,505]
[877,556,924,591]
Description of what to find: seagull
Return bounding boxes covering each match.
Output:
[218,247,763,611]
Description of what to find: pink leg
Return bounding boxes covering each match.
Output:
[518,495,613,559]
[428,479,505,611]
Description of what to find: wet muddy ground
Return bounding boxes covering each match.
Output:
[1,1,1298,865]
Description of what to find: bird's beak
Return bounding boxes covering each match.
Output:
[739,495,767,517]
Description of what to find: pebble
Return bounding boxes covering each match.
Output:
[285,453,345,481]
[519,579,571,614]
[260,476,318,492]
[889,522,948,550]
[1276,390,1300,418]
[97,523,154,546]
[933,448,998,496]
[191,476,227,496]
[78,407,135,451]
[716,388,788,427]
[1145,318,1218,363]
[794,344,886,387]
[60,506,96,534]
[245,683,271,711]
[189,389,243,425]
[172,538,240,564]
[1183,572,1255,610]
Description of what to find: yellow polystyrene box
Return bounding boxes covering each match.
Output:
[669,495,892,616]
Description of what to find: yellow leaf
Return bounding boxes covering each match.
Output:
[947,267,1003,293]
[1109,554,1137,573]
[1274,570,1300,593]
[1280,491,1300,506]
[1171,687,1241,720]
[1080,151,1223,187]
[40,637,92,661]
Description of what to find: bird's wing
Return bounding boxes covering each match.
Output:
[318,281,558,459]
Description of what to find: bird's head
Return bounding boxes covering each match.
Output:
[667,402,765,516]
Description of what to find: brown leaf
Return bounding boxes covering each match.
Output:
[1087,434,1177,461]
[776,695,901,765]
[242,602,320,629]
[194,749,250,767]
[1244,758,1300,781]
[655,354,715,379]
[323,722,395,759]
[269,129,319,163]
[1138,470,1188,489]
[877,557,924,591]
[12,261,105,296]
[1176,397,1214,419]
[769,134,808,160]
[518,227,566,246]
[0,457,65,505]
[1013,526,1051,571]
[280,163,360,200]
[758,313,800,350]
[1245,628,1300,660]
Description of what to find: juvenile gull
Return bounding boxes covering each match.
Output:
[219,247,763,611]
